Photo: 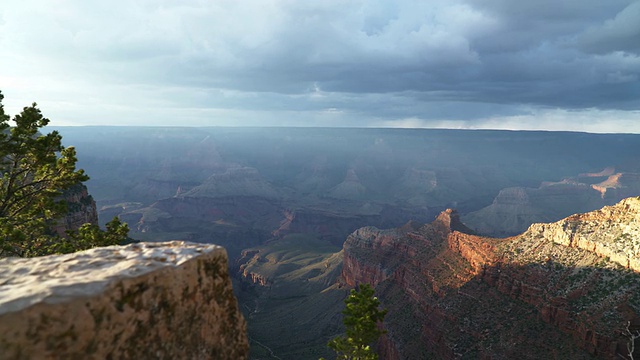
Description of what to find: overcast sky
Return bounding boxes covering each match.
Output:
[1,0,639,132]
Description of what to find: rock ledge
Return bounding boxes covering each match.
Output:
[0,241,248,360]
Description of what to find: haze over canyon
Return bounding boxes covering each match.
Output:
[49,126,640,359]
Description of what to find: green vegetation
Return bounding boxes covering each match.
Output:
[327,284,387,360]
[0,91,128,257]
[236,233,346,359]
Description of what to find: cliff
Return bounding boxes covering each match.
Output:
[342,200,640,359]
[592,173,640,200]
[462,182,605,237]
[463,170,640,238]
[52,183,100,237]
[234,233,348,359]
[182,166,281,199]
[0,241,249,360]
[524,196,640,272]
[122,195,436,261]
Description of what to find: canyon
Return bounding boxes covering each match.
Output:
[46,127,640,358]
[341,199,640,359]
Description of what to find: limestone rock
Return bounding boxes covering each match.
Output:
[0,241,248,360]
[525,196,640,272]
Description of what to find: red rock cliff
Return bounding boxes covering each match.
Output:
[342,201,640,359]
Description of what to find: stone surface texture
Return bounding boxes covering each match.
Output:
[526,196,640,272]
[0,241,248,360]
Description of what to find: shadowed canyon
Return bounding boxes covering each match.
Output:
[50,127,640,359]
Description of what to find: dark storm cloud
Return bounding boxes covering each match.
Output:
[163,0,640,111]
[0,0,638,129]
[577,1,640,54]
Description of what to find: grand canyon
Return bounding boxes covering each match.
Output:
[36,126,637,359]
[3,1,638,357]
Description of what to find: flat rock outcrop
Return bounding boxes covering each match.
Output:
[0,241,248,360]
[526,196,640,272]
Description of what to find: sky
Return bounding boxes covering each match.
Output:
[0,0,639,132]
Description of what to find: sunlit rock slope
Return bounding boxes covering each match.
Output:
[343,199,640,359]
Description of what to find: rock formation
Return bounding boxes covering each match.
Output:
[463,180,609,237]
[525,197,640,272]
[234,233,348,359]
[271,206,433,247]
[392,167,438,206]
[0,241,249,360]
[52,183,100,237]
[342,199,640,359]
[121,193,436,262]
[182,166,281,199]
[328,168,368,199]
[592,173,640,200]
[463,169,640,237]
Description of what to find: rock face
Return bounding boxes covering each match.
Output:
[52,183,100,237]
[463,170,640,238]
[0,241,249,360]
[463,181,607,237]
[592,173,640,200]
[342,201,640,359]
[328,168,368,199]
[526,197,640,272]
[234,234,347,359]
[182,166,280,199]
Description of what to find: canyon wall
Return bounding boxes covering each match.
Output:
[0,241,248,360]
[342,201,640,359]
[525,196,640,272]
[53,183,100,237]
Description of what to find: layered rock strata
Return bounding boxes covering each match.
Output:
[463,171,640,237]
[0,241,248,360]
[343,200,640,359]
[53,183,100,237]
[526,197,640,272]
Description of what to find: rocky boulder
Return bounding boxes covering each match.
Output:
[0,241,248,360]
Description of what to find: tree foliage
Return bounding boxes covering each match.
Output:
[0,91,129,257]
[328,284,388,360]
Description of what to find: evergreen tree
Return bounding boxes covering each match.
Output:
[328,284,388,360]
[0,91,128,257]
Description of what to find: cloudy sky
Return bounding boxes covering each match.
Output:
[1,0,639,132]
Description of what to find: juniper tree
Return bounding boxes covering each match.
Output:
[0,91,128,257]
